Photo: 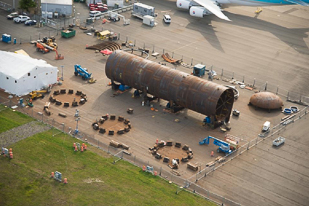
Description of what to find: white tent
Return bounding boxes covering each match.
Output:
[0,50,58,96]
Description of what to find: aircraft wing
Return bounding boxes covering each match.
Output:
[193,0,231,21]
[284,0,309,6]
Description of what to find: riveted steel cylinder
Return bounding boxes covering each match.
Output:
[106,50,234,121]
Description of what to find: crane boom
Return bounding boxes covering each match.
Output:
[199,136,232,154]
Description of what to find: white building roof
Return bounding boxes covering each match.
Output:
[41,0,72,6]
[0,50,56,79]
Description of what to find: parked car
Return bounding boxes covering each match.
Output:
[273,136,285,147]
[14,15,30,23]
[89,11,102,18]
[96,6,108,12]
[7,12,19,20]
[163,14,171,24]
[25,20,37,26]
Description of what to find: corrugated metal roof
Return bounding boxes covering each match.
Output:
[0,50,56,79]
[41,0,72,6]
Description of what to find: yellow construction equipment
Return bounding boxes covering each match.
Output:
[29,87,51,100]
[255,7,263,14]
[97,30,111,40]
[42,37,58,49]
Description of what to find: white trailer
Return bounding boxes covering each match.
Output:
[132,3,156,19]
[142,15,155,27]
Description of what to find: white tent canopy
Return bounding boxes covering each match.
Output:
[0,50,58,96]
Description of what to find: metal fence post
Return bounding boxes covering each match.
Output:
[159,167,162,176]
[247,141,250,150]
[276,85,279,94]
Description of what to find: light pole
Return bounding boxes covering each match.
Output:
[60,65,64,81]
[74,117,80,135]
[8,95,13,108]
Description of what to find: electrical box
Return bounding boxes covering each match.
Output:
[54,171,62,182]
[193,64,206,77]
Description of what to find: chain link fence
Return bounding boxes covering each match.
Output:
[0,1,12,12]
[0,101,241,205]
[114,33,309,106]
[192,106,308,184]
[1,20,309,205]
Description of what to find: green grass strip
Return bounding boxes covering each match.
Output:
[0,105,34,133]
[0,130,215,206]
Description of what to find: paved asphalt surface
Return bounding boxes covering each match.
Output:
[0,1,309,205]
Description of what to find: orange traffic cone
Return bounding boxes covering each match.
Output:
[51,172,54,178]
[142,165,146,171]
[64,178,68,184]
[211,151,214,157]
[74,146,78,152]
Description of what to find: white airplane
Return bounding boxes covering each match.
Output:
[176,0,309,21]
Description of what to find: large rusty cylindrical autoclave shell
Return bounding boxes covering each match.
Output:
[105,50,234,121]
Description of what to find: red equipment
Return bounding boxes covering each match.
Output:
[55,49,64,60]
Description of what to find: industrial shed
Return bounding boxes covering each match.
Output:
[41,0,73,17]
[0,51,58,96]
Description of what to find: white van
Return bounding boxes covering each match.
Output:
[163,14,171,24]
[89,11,102,19]
[262,121,270,132]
